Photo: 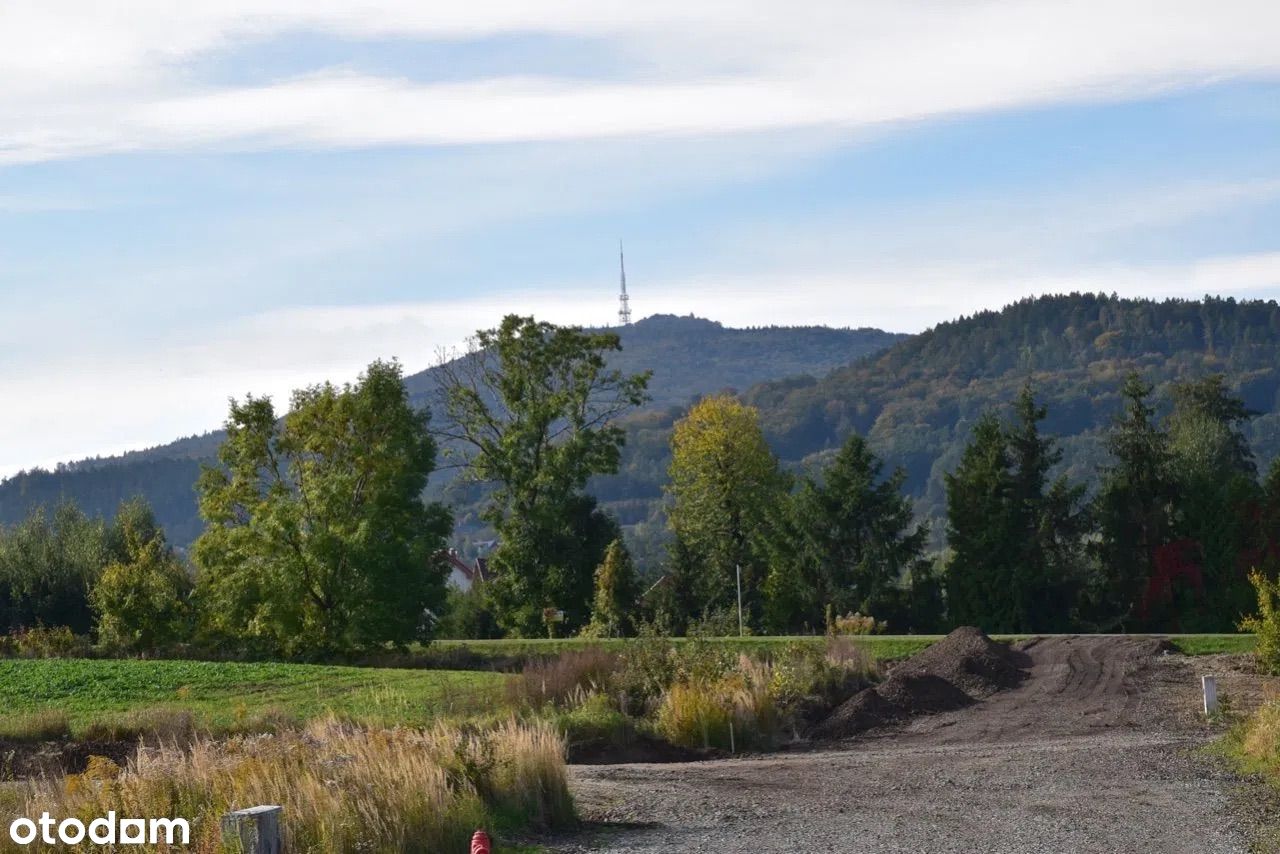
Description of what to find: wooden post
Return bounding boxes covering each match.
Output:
[1202,675,1218,715]
[221,805,282,854]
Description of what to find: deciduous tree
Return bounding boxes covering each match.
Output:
[666,395,787,629]
[435,316,649,636]
[194,360,450,657]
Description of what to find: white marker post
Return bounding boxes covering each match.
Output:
[1202,675,1219,716]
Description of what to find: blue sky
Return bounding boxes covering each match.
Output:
[1,1,1279,474]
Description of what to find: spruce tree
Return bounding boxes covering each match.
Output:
[945,413,1018,630]
[1093,373,1174,629]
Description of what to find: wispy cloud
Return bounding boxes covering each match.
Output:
[3,1,1279,164]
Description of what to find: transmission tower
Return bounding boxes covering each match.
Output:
[617,241,632,326]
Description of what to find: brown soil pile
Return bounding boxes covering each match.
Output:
[811,626,1028,740]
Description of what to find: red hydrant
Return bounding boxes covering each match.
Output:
[470,829,492,854]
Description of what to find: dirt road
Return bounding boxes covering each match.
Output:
[558,637,1249,854]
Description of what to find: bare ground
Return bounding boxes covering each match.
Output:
[553,636,1266,854]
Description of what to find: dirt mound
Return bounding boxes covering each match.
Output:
[811,627,1028,740]
[896,625,1027,698]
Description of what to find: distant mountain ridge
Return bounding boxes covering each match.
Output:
[13,295,1280,567]
[0,314,904,546]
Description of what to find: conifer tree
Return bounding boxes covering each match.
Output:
[586,538,639,637]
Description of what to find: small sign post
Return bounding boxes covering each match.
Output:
[1202,675,1218,715]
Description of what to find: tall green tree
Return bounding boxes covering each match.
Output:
[0,502,106,634]
[763,433,927,633]
[435,315,649,636]
[1092,373,1176,628]
[666,395,788,630]
[1163,375,1261,630]
[194,360,451,657]
[92,499,192,653]
[945,413,1018,630]
[1005,384,1089,631]
[946,386,1088,633]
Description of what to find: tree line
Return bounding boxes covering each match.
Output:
[3,314,1279,657]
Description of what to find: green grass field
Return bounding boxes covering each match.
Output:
[0,658,507,736]
[0,633,1253,741]
[433,632,1255,662]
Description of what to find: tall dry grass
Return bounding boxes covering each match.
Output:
[1,718,573,853]
[508,647,621,709]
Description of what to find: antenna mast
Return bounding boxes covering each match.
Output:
[617,240,632,326]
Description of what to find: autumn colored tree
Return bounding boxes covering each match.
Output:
[666,395,787,630]
[584,538,639,637]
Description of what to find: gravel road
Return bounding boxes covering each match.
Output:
[554,636,1250,854]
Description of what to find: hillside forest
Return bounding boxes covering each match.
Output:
[2,295,1280,652]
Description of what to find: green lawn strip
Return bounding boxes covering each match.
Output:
[432,633,1254,662]
[0,659,508,734]
[1165,634,1255,655]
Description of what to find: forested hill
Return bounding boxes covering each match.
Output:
[596,294,1280,556]
[10,295,1280,561]
[754,293,1280,529]
[0,315,903,546]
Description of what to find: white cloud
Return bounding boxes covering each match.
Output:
[4,249,1279,476]
[2,1,1279,163]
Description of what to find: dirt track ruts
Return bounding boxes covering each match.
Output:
[554,636,1250,854]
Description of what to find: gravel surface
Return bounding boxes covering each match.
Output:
[553,636,1251,854]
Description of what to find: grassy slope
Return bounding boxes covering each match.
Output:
[0,659,506,733]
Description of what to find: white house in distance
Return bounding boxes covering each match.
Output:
[444,549,491,592]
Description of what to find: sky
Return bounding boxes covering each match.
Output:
[2,1,1280,475]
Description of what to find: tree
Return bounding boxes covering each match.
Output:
[1004,384,1089,631]
[1164,375,1261,630]
[92,499,192,653]
[193,360,451,657]
[0,502,106,634]
[435,315,649,636]
[1093,373,1175,628]
[764,433,927,633]
[585,538,639,637]
[945,413,1018,630]
[666,395,788,629]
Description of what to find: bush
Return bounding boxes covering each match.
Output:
[91,520,193,655]
[509,647,621,709]
[7,625,90,659]
[655,656,779,751]
[553,692,637,751]
[437,585,501,640]
[1240,569,1280,675]
[829,611,885,636]
[6,718,574,852]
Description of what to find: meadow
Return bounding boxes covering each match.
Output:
[0,633,1253,743]
[0,658,505,739]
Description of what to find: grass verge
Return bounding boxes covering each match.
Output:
[0,717,573,853]
[0,658,506,737]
